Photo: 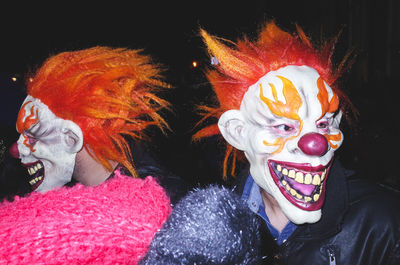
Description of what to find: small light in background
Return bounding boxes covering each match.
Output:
[29,77,34,82]
[11,77,17,82]
[211,56,219,65]
[192,61,198,68]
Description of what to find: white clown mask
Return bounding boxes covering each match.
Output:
[218,65,343,224]
[11,95,83,192]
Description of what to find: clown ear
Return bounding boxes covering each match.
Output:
[218,110,247,151]
[61,120,84,154]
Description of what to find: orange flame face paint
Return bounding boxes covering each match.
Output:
[317,77,341,148]
[17,101,39,133]
[16,101,39,152]
[259,76,303,121]
[324,132,342,149]
[259,76,304,154]
[317,77,339,117]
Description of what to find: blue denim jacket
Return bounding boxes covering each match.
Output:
[241,175,297,245]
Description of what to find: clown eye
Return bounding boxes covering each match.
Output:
[24,134,38,145]
[317,120,330,133]
[274,124,295,132]
[28,137,38,145]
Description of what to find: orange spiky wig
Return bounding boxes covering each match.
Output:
[27,46,170,177]
[194,22,354,178]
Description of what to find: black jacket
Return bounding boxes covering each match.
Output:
[235,160,400,265]
[129,140,192,205]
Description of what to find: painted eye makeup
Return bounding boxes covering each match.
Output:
[27,135,38,145]
[23,123,52,148]
[317,121,329,129]
[316,113,334,133]
[273,124,295,133]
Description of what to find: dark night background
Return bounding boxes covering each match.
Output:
[0,0,399,194]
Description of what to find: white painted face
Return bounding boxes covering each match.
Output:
[14,95,83,192]
[218,65,343,224]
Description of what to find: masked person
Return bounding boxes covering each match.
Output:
[8,46,187,200]
[194,22,400,264]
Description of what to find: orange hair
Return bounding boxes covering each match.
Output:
[194,21,354,178]
[27,46,170,177]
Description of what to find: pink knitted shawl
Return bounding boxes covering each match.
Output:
[0,171,171,264]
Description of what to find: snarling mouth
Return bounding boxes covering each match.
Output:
[23,161,45,190]
[268,159,332,211]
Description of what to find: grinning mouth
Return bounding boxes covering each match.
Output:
[22,161,45,191]
[268,159,332,211]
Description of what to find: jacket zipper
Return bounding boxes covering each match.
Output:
[327,247,336,265]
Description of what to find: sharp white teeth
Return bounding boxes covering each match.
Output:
[275,164,326,186]
[29,175,43,186]
[304,173,312,185]
[321,170,326,181]
[312,174,321,185]
[295,172,304,184]
[27,162,44,186]
[27,162,43,175]
[275,162,328,203]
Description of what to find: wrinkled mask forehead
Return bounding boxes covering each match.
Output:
[17,95,57,133]
[243,65,338,123]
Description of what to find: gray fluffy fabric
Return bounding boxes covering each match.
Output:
[139,185,263,265]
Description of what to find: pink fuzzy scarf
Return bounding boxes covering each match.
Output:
[0,171,171,264]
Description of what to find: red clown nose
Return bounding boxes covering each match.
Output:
[298,133,328,156]
[9,142,20,158]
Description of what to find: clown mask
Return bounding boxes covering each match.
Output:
[11,95,83,192]
[218,65,343,224]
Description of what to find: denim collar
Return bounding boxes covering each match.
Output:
[241,175,297,245]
